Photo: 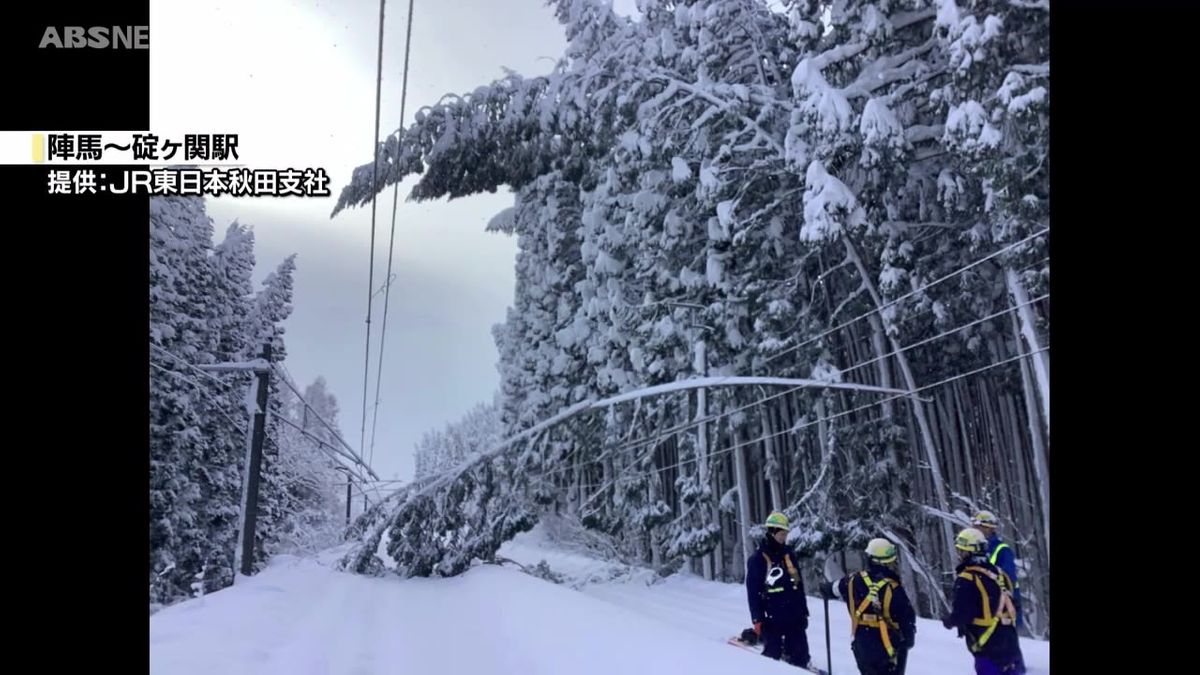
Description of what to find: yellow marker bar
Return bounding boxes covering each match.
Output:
[32,134,44,163]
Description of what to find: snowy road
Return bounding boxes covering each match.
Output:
[150,554,807,674]
[149,535,1050,675]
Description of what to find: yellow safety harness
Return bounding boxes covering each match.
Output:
[958,564,1017,653]
[847,571,901,659]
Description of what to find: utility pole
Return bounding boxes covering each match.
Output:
[200,343,274,580]
[239,343,271,577]
[335,466,353,525]
[195,345,378,580]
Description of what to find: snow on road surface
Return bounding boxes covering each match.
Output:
[149,528,1050,674]
[151,556,802,675]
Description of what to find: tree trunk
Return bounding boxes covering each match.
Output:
[954,381,979,499]
[1011,310,1050,556]
[648,444,663,569]
[935,392,961,494]
[732,415,754,568]
[1006,268,1049,434]
[816,397,831,481]
[844,236,956,563]
[868,313,904,505]
[716,447,731,580]
[695,340,713,580]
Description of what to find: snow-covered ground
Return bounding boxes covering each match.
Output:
[149,526,1050,674]
[499,523,1049,674]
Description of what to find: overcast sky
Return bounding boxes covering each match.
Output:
[150,0,644,488]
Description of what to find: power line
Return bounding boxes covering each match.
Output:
[373,297,1052,516]
[150,343,231,387]
[353,240,1050,514]
[393,374,896,498]
[149,361,246,432]
[271,363,381,481]
[838,293,1049,379]
[757,228,1049,370]
[150,360,212,392]
[361,0,389,467]
[393,333,1041,499]
[370,0,418,470]
[556,235,1051,453]
[261,430,377,511]
[781,253,1049,368]
[155,346,382,483]
[564,346,1049,494]
[526,296,1049,485]
[273,414,373,486]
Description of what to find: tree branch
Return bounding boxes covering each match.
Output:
[812,41,870,70]
[644,70,785,155]
[842,41,937,99]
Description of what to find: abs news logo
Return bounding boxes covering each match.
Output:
[38,26,149,50]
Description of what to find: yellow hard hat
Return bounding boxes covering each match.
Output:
[764,511,789,530]
[971,510,999,529]
[955,527,988,554]
[865,538,898,564]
